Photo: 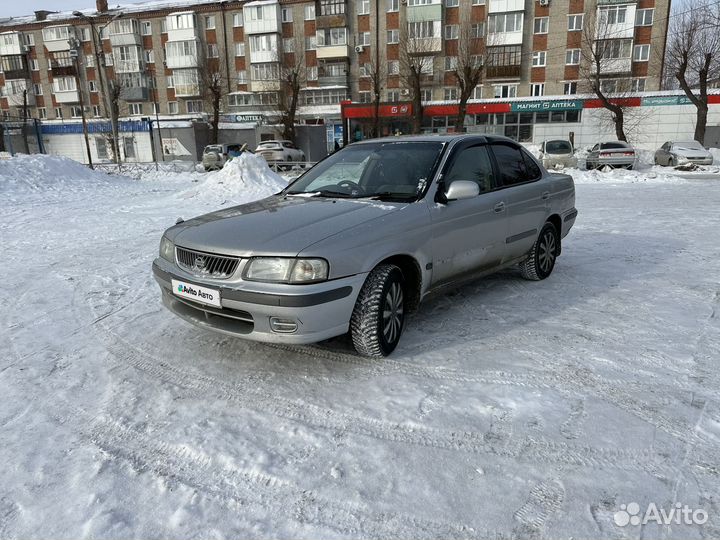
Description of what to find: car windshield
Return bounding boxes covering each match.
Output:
[600,142,628,149]
[673,141,704,150]
[545,141,572,154]
[285,141,444,200]
[204,145,222,154]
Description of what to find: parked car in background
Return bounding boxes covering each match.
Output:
[255,140,306,164]
[153,135,577,357]
[539,139,578,169]
[654,140,714,166]
[202,143,249,171]
[585,141,636,170]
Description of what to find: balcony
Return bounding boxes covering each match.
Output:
[592,57,632,74]
[406,37,442,53]
[4,80,34,106]
[165,40,199,69]
[173,68,200,96]
[42,26,75,52]
[244,0,281,35]
[49,62,77,77]
[488,0,524,13]
[1,55,29,80]
[54,90,80,103]
[316,0,347,28]
[316,44,349,59]
[250,79,281,92]
[109,19,142,47]
[406,3,442,23]
[486,64,521,78]
[113,45,144,72]
[0,32,25,56]
[119,85,149,101]
[166,12,198,42]
[316,13,347,29]
[318,73,347,86]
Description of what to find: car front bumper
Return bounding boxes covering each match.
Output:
[684,157,714,166]
[543,156,578,169]
[152,258,366,344]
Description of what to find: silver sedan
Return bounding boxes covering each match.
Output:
[654,140,714,166]
[153,135,577,357]
[585,141,637,170]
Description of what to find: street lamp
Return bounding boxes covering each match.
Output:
[73,10,124,163]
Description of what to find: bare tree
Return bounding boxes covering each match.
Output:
[580,10,637,141]
[666,0,720,144]
[399,25,438,134]
[198,49,230,145]
[451,21,484,132]
[365,53,386,138]
[272,36,307,144]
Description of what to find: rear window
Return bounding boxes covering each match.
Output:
[204,145,222,154]
[257,142,282,150]
[601,142,628,149]
[545,141,572,154]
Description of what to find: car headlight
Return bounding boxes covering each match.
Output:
[159,236,175,263]
[243,257,328,283]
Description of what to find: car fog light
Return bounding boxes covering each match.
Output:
[270,317,298,333]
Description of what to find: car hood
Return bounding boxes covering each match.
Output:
[673,146,710,157]
[166,194,407,256]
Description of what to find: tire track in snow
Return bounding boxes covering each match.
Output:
[94,323,674,475]
[83,414,498,540]
[0,497,20,540]
[559,399,587,440]
[513,479,565,535]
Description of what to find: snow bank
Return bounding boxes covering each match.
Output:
[0,154,120,193]
[179,152,287,206]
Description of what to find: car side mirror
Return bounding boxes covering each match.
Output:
[445,180,480,201]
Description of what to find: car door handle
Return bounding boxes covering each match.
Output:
[493,202,505,213]
[541,191,550,200]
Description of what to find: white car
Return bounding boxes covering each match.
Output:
[654,140,713,167]
[539,140,578,169]
[255,140,306,164]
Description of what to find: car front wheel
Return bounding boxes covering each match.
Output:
[350,264,405,357]
[520,222,559,281]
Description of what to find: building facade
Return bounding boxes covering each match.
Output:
[0,0,670,153]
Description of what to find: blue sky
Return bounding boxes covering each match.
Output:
[4,0,96,17]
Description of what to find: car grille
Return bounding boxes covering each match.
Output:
[175,246,240,279]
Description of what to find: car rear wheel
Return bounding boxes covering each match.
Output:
[520,222,559,281]
[350,264,405,357]
[668,157,675,167]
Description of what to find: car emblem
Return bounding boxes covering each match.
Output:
[193,255,206,271]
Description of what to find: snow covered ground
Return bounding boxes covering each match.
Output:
[1,153,719,539]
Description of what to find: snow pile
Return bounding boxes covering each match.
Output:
[179,152,287,206]
[0,154,122,194]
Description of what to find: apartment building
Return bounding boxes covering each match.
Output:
[0,0,669,134]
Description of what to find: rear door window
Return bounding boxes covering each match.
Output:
[521,149,542,180]
[490,143,531,187]
[443,145,496,193]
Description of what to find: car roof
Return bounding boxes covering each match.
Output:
[672,140,702,145]
[350,134,519,145]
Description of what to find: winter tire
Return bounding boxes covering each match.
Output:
[520,222,559,281]
[350,264,405,357]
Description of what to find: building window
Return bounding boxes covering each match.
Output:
[471,0,485,4]
[493,84,517,98]
[238,70,247,83]
[444,56,457,71]
[93,105,101,117]
[205,15,216,29]
[420,88,432,102]
[24,33,35,46]
[567,14,583,31]
[530,83,544,96]
[38,107,47,119]
[168,101,179,114]
[33,83,42,95]
[85,54,95,67]
[488,12,523,34]
[359,62,371,77]
[532,51,546,67]
[387,29,399,44]
[128,103,143,115]
[563,81,577,95]
[251,62,280,80]
[599,5,627,25]
[408,21,438,39]
[359,91,371,103]
[160,19,167,32]
[444,24,459,40]
[565,48,581,65]
[144,49,155,63]
[387,89,400,101]
[533,17,548,34]
[96,137,108,159]
[471,23,485,38]
[281,7,293,22]
[635,8,654,26]
[358,0,370,15]
[358,32,371,46]
[282,38,294,52]
[233,13,244,27]
[207,43,219,58]
[317,27,348,46]
[632,78,646,92]
[29,58,39,71]
[123,137,136,159]
[70,106,82,118]
[235,42,245,56]
[302,88,347,104]
[598,39,632,59]
[387,0,399,11]
[54,107,63,119]
[443,87,457,101]
[305,36,317,49]
[139,21,151,35]
[633,44,650,62]
[104,52,114,66]
[52,77,77,93]
[307,66,317,80]
[186,100,203,113]
[388,59,399,74]
[473,85,482,99]
[446,0,459,5]
[88,80,97,92]
[166,75,174,87]
[304,5,316,20]
[600,79,617,93]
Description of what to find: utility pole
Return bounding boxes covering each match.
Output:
[219,0,232,95]
[69,36,93,169]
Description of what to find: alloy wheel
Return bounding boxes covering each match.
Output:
[382,282,404,344]
[538,230,556,274]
